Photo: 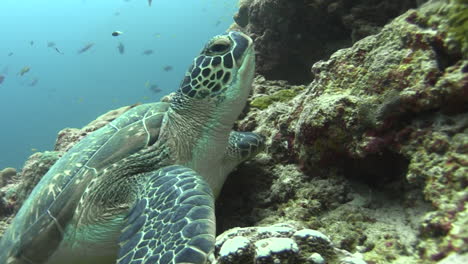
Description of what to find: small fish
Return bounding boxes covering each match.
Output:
[31,148,38,152]
[114,11,120,16]
[154,33,161,38]
[163,65,173,72]
[149,84,162,93]
[29,78,39,87]
[144,80,150,88]
[54,47,64,54]
[215,20,221,27]
[30,40,34,46]
[148,0,152,6]
[112,31,123,37]
[0,75,5,85]
[47,41,56,48]
[142,49,154,55]
[77,43,94,54]
[8,52,13,56]
[19,66,30,76]
[142,96,150,100]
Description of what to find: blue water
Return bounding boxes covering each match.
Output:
[0,0,237,170]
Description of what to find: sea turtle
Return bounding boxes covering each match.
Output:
[0,31,264,264]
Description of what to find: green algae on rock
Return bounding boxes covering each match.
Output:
[445,0,468,57]
[251,86,304,110]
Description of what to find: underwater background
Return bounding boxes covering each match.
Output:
[0,0,237,169]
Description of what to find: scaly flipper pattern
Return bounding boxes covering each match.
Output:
[117,165,215,264]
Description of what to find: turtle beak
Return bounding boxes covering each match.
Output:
[232,31,253,46]
[229,31,254,66]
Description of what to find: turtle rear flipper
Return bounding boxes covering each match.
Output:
[117,165,215,264]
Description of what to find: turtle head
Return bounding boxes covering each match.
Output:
[171,31,255,125]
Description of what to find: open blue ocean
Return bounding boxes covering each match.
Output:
[0,0,237,169]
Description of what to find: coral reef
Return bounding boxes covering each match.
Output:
[218,0,467,263]
[230,0,426,84]
[0,168,16,232]
[212,223,367,264]
[0,168,16,187]
[445,0,468,56]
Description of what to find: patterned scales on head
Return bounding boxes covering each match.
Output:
[0,31,264,264]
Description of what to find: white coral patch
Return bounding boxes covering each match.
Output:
[254,237,299,259]
[256,224,295,236]
[219,236,250,258]
[308,252,325,264]
[293,229,332,244]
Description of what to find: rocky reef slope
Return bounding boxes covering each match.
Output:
[1,0,466,263]
[220,0,467,263]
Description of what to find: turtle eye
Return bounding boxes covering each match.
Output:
[207,39,231,55]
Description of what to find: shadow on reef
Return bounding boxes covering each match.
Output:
[232,0,426,85]
[216,149,413,234]
[339,150,409,192]
[215,161,271,234]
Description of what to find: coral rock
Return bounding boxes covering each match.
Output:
[0,168,16,186]
[212,224,363,264]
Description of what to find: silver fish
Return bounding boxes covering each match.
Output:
[77,43,94,54]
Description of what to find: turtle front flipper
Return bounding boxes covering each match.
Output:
[225,131,265,164]
[117,165,215,264]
